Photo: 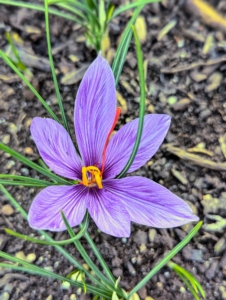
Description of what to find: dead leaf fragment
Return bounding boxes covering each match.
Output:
[157,19,177,41]
[190,71,207,82]
[205,72,223,93]
[171,168,188,185]
[202,214,226,233]
[172,98,191,111]
[120,80,136,96]
[0,74,21,83]
[185,0,226,33]
[219,133,226,159]
[60,64,89,85]
[166,145,226,171]
[202,34,214,55]
[161,55,226,73]
[116,91,127,114]
[187,147,213,157]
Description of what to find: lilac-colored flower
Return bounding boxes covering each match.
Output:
[28,54,199,237]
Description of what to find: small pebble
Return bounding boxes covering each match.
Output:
[129,293,140,300]
[148,229,156,242]
[1,204,14,216]
[167,96,177,105]
[139,244,147,253]
[113,268,123,277]
[131,257,137,264]
[164,271,170,279]
[8,123,17,134]
[180,286,186,294]
[1,134,10,144]
[76,288,82,295]
[24,147,34,155]
[134,230,148,245]
[0,292,10,300]
[61,282,70,290]
[15,251,26,261]
[20,168,30,176]
[121,238,127,244]
[206,260,219,280]
[5,160,15,170]
[26,253,36,263]
[156,282,163,289]
[127,262,136,276]
[138,286,147,299]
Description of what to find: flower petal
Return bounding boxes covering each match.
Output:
[87,187,130,237]
[74,54,116,167]
[28,185,88,231]
[31,117,82,180]
[104,114,171,179]
[104,177,199,228]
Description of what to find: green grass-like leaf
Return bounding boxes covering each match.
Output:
[0,1,80,23]
[112,0,161,19]
[112,5,144,86]
[127,222,203,299]
[5,211,89,246]
[61,211,120,294]
[44,0,70,133]
[0,185,111,289]
[0,143,71,184]
[116,25,145,178]
[0,253,111,298]
[0,50,59,122]
[168,261,205,299]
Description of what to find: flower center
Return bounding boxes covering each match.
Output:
[81,166,103,189]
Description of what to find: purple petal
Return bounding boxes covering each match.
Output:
[31,117,82,180]
[104,177,199,228]
[104,114,171,179]
[28,185,88,231]
[87,187,131,237]
[74,54,116,167]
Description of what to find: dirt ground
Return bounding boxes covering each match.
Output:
[1,0,226,299]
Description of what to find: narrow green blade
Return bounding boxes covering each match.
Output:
[127,222,203,299]
[117,25,145,178]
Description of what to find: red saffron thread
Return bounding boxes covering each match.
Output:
[101,107,121,174]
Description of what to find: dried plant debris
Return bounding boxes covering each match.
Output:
[60,64,89,85]
[157,19,177,41]
[202,214,226,233]
[185,0,226,33]
[202,193,226,216]
[161,55,226,73]
[166,145,226,171]
[219,133,226,159]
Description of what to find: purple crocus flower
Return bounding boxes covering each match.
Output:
[28,54,199,237]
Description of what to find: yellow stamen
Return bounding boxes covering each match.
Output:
[81,166,103,189]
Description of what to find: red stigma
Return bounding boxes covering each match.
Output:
[101,107,121,174]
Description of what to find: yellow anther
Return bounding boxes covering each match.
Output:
[82,167,89,186]
[81,166,103,189]
[94,172,103,189]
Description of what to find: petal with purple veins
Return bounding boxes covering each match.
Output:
[74,54,116,167]
[104,177,199,228]
[104,114,171,179]
[31,117,82,180]
[28,185,88,231]
[87,187,131,237]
